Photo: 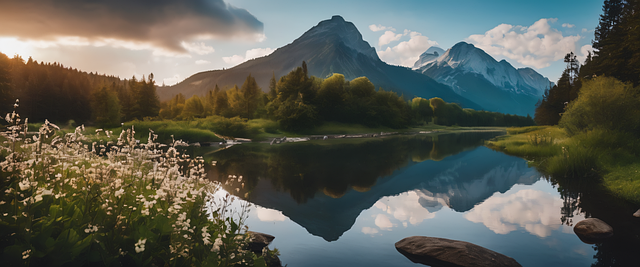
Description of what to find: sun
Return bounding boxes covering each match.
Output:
[0,37,32,58]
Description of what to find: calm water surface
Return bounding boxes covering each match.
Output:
[198,132,640,267]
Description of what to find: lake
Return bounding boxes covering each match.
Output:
[197,131,640,267]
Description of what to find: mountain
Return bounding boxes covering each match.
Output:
[247,146,539,241]
[158,16,481,110]
[415,42,553,116]
[412,46,445,69]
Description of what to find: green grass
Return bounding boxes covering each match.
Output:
[485,126,565,160]
[487,126,640,204]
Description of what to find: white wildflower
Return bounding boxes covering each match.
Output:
[134,238,147,253]
[212,237,223,252]
[115,188,124,198]
[18,180,30,191]
[22,249,31,259]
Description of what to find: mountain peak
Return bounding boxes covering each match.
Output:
[412,46,445,69]
[330,15,345,21]
[297,16,379,60]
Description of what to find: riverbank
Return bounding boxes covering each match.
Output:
[485,126,640,204]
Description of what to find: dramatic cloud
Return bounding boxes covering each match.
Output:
[369,24,396,32]
[378,31,403,47]
[464,187,584,238]
[377,31,438,67]
[0,0,263,55]
[467,18,581,69]
[182,42,216,55]
[222,47,274,66]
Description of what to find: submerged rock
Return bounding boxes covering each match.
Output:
[395,236,522,267]
[573,218,614,244]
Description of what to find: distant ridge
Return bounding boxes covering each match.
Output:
[415,42,553,116]
[159,16,481,110]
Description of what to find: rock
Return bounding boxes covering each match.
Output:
[634,209,640,218]
[573,218,613,244]
[395,236,522,267]
[246,232,281,267]
[247,231,275,254]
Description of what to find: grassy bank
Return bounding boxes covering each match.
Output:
[71,116,508,144]
[486,126,640,204]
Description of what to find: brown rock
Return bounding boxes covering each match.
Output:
[633,209,640,218]
[395,236,522,267]
[573,218,613,244]
[247,231,275,254]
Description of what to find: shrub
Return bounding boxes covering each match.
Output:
[560,76,640,137]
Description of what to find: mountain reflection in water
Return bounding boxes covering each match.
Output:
[208,132,542,241]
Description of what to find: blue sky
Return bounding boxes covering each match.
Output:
[0,0,603,85]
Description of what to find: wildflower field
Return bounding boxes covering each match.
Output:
[0,101,272,266]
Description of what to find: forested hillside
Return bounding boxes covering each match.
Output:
[0,52,159,127]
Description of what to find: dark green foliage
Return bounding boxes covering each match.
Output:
[129,74,160,120]
[0,53,12,115]
[559,76,640,137]
[240,74,261,119]
[584,0,640,86]
[91,86,121,127]
[534,53,581,125]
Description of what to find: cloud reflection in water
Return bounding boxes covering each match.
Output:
[464,183,584,238]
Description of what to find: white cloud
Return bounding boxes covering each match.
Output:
[361,227,379,235]
[467,18,582,69]
[222,54,245,65]
[464,188,584,238]
[182,42,215,55]
[577,44,593,64]
[245,47,274,60]
[377,31,438,67]
[222,47,273,66]
[195,60,211,65]
[378,31,403,47]
[256,207,286,222]
[582,28,589,33]
[369,24,396,32]
[163,74,182,86]
[562,23,575,28]
[374,214,394,230]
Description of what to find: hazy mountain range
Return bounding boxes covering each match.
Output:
[159,15,552,116]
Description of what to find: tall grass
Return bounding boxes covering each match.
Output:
[0,103,274,266]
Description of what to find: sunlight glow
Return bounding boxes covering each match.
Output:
[0,37,32,58]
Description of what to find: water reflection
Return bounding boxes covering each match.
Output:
[464,184,584,237]
[207,132,547,241]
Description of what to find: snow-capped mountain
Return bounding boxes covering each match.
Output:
[416,42,553,116]
[159,16,480,110]
[412,46,445,69]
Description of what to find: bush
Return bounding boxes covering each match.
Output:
[560,76,640,137]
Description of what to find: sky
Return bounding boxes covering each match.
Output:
[0,0,604,86]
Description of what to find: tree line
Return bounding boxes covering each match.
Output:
[0,52,160,127]
[0,52,532,131]
[535,0,640,125]
[160,61,534,131]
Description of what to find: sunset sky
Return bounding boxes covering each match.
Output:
[0,0,603,86]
